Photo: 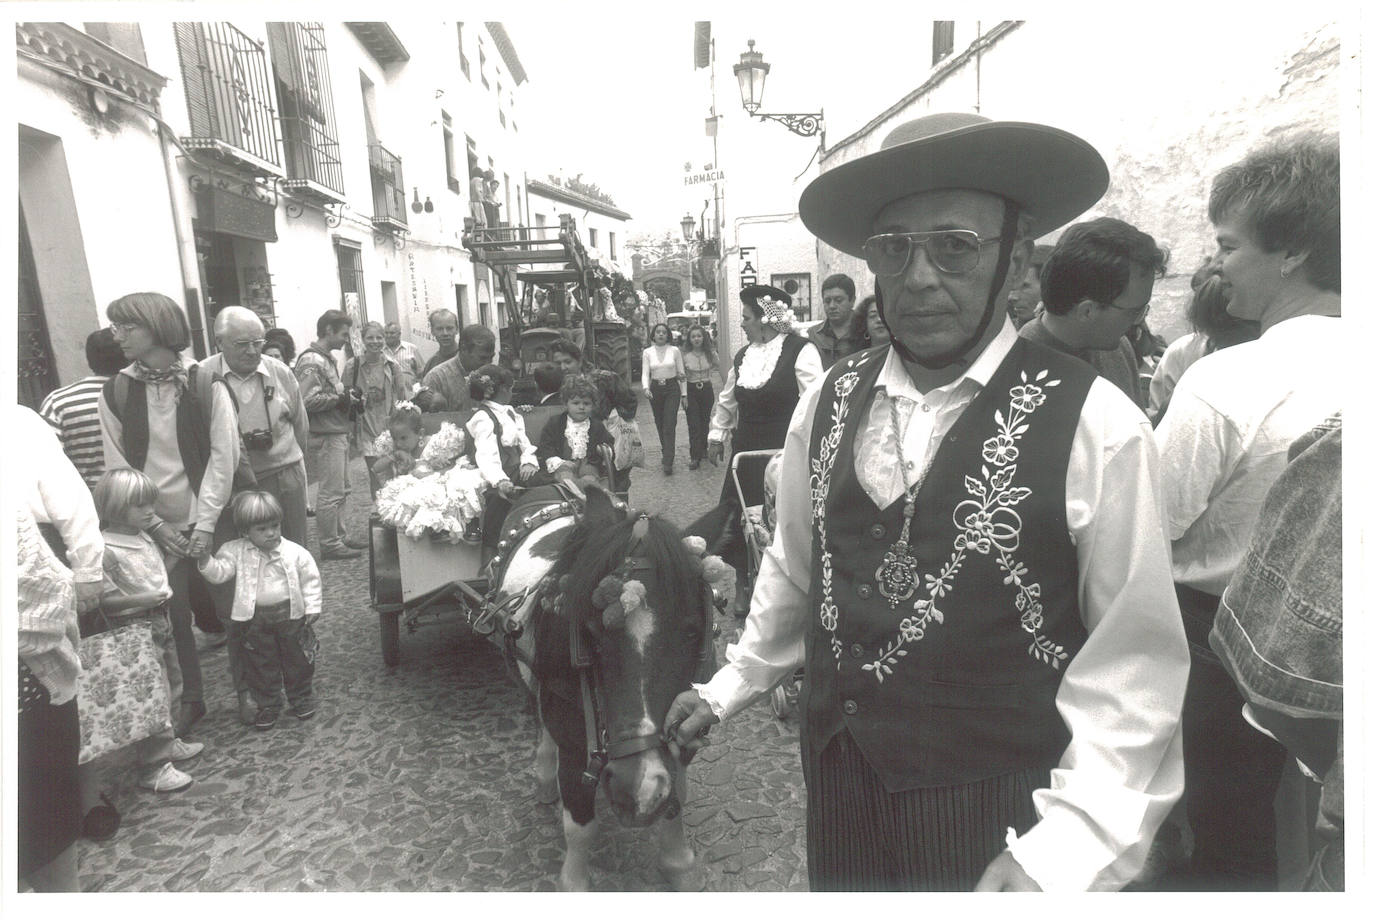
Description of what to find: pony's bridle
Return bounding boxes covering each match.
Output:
[567,516,715,812]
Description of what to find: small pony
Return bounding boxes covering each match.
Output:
[502,485,728,890]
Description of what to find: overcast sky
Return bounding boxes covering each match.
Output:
[512,14,943,235]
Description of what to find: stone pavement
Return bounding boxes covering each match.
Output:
[75,401,811,892]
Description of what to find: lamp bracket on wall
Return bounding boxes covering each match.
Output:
[751,111,823,138]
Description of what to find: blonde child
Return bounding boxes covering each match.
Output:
[91,469,204,795]
[198,492,322,730]
[370,401,427,487]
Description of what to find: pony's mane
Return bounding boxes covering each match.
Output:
[533,513,703,684]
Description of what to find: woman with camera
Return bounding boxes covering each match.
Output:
[295,309,369,561]
[343,321,405,498]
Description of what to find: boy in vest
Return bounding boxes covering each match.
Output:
[668,114,1189,891]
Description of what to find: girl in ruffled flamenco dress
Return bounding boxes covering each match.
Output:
[372,401,485,542]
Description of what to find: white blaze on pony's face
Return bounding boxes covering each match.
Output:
[613,597,672,823]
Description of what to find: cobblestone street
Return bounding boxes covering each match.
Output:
[75,405,812,892]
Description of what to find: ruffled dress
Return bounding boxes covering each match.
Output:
[372,423,486,541]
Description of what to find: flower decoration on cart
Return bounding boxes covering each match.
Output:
[373,421,486,541]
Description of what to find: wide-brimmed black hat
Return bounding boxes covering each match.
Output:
[739,284,791,308]
[799,113,1109,257]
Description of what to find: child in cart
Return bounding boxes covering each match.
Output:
[465,365,553,548]
[372,401,485,542]
[536,373,615,488]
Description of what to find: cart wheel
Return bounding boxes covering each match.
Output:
[379,609,401,667]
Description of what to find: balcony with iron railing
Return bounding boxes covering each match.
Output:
[174,21,283,177]
[269,21,346,203]
[368,142,407,231]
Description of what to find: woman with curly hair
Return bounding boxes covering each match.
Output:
[1148,261,1260,423]
[681,323,723,470]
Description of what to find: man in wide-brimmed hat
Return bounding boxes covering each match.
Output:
[669,113,1188,891]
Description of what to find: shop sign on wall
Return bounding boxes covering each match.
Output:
[739,247,758,288]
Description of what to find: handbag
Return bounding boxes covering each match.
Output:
[76,611,173,764]
[611,412,646,471]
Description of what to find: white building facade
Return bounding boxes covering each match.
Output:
[526,178,632,277]
[15,18,533,407]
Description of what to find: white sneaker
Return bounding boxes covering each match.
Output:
[167,738,204,761]
[138,762,193,793]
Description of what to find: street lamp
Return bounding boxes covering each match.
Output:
[733,40,823,139]
[680,212,696,242]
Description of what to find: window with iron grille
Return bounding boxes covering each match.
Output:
[456,22,470,79]
[369,142,406,230]
[479,40,489,88]
[932,21,955,66]
[173,21,282,174]
[267,22,344,199]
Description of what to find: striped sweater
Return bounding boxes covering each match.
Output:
[40,374,111,490]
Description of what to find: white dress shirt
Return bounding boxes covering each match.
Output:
[708,334,824,441]
[16,405,104,585]
[466,401,539,487]
[1157,314,1344,595]
[696,319,1188,890]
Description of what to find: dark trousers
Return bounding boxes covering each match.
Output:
[804,730,1046,891]
[1177,585,1287,889]
[230,605,318,711]
[648,379,680,469]
[165,555,204,705]
[685,381,713,462]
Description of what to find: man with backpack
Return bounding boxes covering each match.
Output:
[295,309,366,560]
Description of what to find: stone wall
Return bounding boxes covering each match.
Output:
[817,19,1343,341]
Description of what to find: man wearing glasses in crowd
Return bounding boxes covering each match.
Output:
[192,306,310,724]
[1016,218,1166,408]
[201,306,310,546]
[668,113,1187,891]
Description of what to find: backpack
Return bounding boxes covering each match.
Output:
[104,364,258,493]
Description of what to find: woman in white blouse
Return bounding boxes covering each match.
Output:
[707,285,823,615]
[641,322,686,475]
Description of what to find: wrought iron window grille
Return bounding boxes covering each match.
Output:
[174,21,284,177]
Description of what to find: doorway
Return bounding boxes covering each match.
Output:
[17,203,60,409]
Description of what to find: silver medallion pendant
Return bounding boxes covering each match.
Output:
[875,542,919,607]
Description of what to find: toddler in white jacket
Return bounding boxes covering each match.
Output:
[198,491,322,730]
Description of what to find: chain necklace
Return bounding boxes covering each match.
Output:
[875,396,937,608]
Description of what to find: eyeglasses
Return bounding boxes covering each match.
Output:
[106,321,140,336]
[1106,300,1151,319]
[862,230,1002,277]
[229,338,267,352]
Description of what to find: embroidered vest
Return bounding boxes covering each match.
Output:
[732,333,807,452]
[802,340,1094,791]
